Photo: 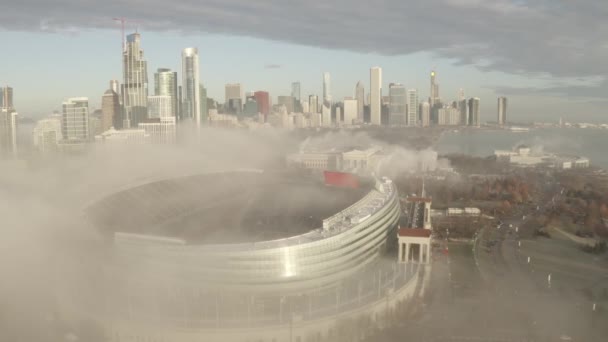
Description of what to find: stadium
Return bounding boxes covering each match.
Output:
[86,170,424,342]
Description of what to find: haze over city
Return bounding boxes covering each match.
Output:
[1,2,608,342]
[1,0,608,122]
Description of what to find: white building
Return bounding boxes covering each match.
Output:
[95,127,149,145]
[62,97,89,142]
[0,108,18,157]
[138,117,176,144]
[286,152,343,171]
[342,147,382,173]
[33,117,62,152]
[421,102,430,127]
[182,48,201,126]
[370,67,382,125]
[322,103,332,127]
[343,99,358,126]
[322,72,331,103]
[147,95,172,119]
[406,89,419,126]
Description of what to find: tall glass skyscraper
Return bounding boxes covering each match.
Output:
[154,68,178,119]
[1,87,14,109]
[323,72,331,105]
[182,48,201,126]
[468,97,481,127]
[389,83,406,125]
[356,81,365,122]
[407,89,419,127]
[497,97,507,125]
[122,33,148,128]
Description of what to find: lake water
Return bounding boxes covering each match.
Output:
[436,128,608,169]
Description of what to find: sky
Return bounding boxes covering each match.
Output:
[1,0,608,123]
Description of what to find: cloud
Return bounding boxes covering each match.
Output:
[2,0,608,86]
[264,64,282,69]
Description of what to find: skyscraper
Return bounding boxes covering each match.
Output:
[147,96,172,119]
[154,68,178,118]
[122,33,148,128]
[101,86,120,131]
[253,91,270,116]
[33,117,62,153]
[468,97,481,127]
[421,102,431,127]
[458,88,465,101]
[370,67,382,125]
[182,48,201,126]
[407,89,419,127]
[200,85,208,124]
[309,95,319,114]
[388,83,406,125]
[225,83,242,104]
[497,97,507,125]
[458,99,468,126]
[343,98,358,126]
[291,82,302,112]
[0,108,18,157]
[1,87,14,109]
[291,82,301,102]
[430,70,440,107]
[356,81,365,123]
[62,97,89,141]
[323,72,331,104]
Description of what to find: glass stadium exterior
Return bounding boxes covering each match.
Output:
[85,170,423,342]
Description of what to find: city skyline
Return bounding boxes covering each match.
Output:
[0,29,604,121]
[1,0,607,123]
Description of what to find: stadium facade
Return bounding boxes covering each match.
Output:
[85,170,428,342]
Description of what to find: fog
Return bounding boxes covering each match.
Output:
[0,126,448,341]
[3,126,602,342]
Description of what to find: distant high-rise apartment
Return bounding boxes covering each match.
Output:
[323,72,331,104]
[147,95,172,119]
[497,97,507,125]
[154,68,178,118]
[421,102,431,127]
[0,108,18,157]
[253,91,270,117]
[291,82,302,112]
[370,67,382,125]
[62,97,89,141]
[182,48,201,126]
[33,117,62,153]
[407,89,419,127]
[110,80,120,95]
[356,81,365,122]
[430,70,439,107]
[309,95,319,114]
[291,82,301,102]
[122,33,148,128]
[468,97,481,127]
[200,85,208,124]
[457,99,467,126]
[225,83,242,104]
[1,87,14,109]
[101,86,120,131]
[343,98,358,126]
[389,83,406,125]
